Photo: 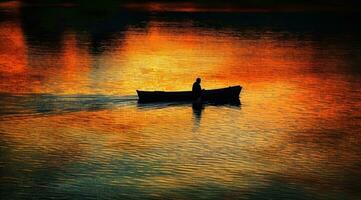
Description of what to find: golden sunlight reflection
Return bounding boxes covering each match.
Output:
[0,15,358,131]
[0,17,352,98]
[0,17,358,127]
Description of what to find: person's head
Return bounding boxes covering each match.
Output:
[196,78,201,83]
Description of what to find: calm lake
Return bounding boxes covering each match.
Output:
[0,4,361,199]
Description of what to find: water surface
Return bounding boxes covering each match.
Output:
[0,4,361,199]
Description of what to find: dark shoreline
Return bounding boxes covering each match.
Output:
[1,0,361,12]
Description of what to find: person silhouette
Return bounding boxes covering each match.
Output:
[192,78,202,101]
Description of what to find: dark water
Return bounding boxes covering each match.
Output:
[1,4,361,199]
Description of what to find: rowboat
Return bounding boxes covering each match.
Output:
[137,85,242,103]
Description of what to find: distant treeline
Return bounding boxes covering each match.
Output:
[3,0,361,9]
[14,0,361,5]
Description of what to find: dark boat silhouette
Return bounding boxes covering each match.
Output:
[137,85,242,103]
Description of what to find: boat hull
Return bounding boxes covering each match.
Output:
[137,85,242,103]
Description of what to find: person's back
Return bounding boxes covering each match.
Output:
[192,78,202,100]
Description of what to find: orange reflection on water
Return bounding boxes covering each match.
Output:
[0,24,93,94]
[0,19,32,93]
[0,21,27,74]
[57,32,92,94]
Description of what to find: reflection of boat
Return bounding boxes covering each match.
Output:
[137,85,242,103]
